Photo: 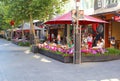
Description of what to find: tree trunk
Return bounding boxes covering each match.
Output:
[30,14,38,45]
[21,20,25,39]
[11,25,14,40]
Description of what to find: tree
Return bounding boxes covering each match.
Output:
[6,0,68,44]
[1,0,69,44]
[0,1,11,31]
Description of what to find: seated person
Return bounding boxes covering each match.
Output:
[52,42,57,46]
[110,39,115,48]
[43,41,48,46]
[68,41,74,48]
[92,40,105,54]
[92,40,104,49]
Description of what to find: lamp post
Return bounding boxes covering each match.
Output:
[73,0,81,64]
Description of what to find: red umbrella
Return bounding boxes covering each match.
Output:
[45,11,107,24]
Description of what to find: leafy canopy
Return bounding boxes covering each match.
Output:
[0,0,69,30]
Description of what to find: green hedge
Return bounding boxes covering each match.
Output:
[18,41,30,46]
[105,48,120,55]
[83,48,120,56]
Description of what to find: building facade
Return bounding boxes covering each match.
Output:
[64,0,120,49]
[94,0,120,49]
[64,0,94,15]
[94,0,120,14]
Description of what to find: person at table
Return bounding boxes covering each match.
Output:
[93,32,101,46]
[51,33,55,41]
[92,39,104,49]
[68,40,74,48]
[57,33,61,44]
[87,34,93,49]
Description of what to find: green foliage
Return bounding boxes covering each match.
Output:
[18,41,30,46]
[54,51,71,57]
[40,48,71,57]
[0,2,11,30]
[6,0,69,23]
[63,53,71,57]
[55,51,62,55]
[82,48,120,56]
[105,48,120,55]
[0,0,69,31]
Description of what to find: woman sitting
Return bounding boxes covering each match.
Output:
[92,39,105,54]
[93,39,104,48]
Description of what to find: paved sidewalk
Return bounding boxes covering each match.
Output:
[0,38,120,81]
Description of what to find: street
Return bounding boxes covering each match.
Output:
[0,38,120,81]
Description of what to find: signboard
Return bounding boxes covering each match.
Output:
[106,0,118,8]
[94,0,118,10]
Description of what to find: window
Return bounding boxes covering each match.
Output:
[106,0,118,8]
[107,0,117,5]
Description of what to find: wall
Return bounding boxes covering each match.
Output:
[112,21,120,40]
[64,0,94,15]
[94,0,120,14]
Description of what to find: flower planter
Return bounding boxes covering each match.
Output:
[82,54,120,62]
[39,49,120,63]
[31,45,39,53]
[39,49,73,63]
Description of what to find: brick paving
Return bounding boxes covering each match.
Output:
[0,38,120,81]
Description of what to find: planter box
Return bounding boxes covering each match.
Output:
[39,49,120,63]
[39,49,73,63]
[31,45,39,53]
[82,55,120,62]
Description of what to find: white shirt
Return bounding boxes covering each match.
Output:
[93,42,104,49]
[87,36,93,42]
[97,42,104,48]
[51,33,54,38]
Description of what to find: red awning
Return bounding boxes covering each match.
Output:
[45,11,108,25]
